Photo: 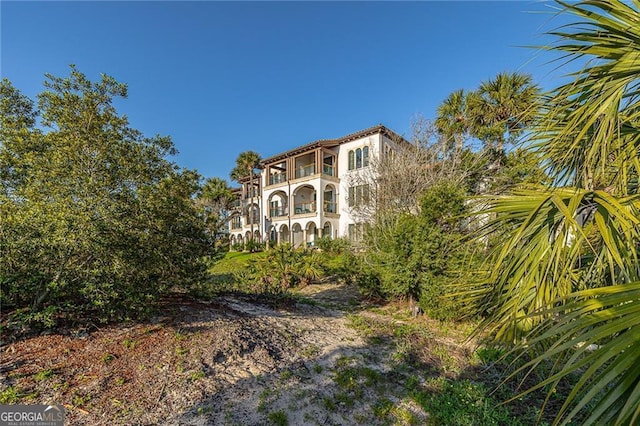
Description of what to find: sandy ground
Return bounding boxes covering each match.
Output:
[1,283,434,425]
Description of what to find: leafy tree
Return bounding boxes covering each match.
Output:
[0,67,209,324]
[473,2,640,424]
[230,150,261,246]
[197,176,235,253]
[362,180,480,319]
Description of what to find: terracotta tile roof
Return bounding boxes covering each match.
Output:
[260,124,408,166]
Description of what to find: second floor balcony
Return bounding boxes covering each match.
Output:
[269,173,287,185]
[295,164,316,179]
[294,201,316,215]
[324,201,337,214]
[269,207,287,218]
[323,163,335,176]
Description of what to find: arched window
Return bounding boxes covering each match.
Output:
[363,146,369,167]
[348,150,355,170]
[356,148,362,168]
[323,222,332,238]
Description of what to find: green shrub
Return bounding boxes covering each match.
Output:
[0,70,209,325]
[315,236,351,254]
[358,180,481,320]
[5,306,58,333]
[267,410,288,426]
[231,245,325,295]
[412,379,527,426]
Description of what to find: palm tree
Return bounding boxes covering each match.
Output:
[230,150,261,246]
[199,177,235,241]
[435,89,470,155]
[467,72,539,159]
[474,1,640,424]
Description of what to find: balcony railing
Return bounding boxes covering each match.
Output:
[293,202,316,215]
[323,164,335,176]
[295,164,315,179]
[269,207,287,218]
[269,173,287,185]
[323,201,337,214]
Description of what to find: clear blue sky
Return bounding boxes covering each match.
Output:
[2,1,569,181]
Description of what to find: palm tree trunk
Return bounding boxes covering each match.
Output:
[249,169,254,249]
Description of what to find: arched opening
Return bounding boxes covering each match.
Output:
[323,222,332,238]
[230,213,242,231]
[268,191,288,218]
[323,184,337,214]
[244,203,260,227]
[306,222,317,247]
[269,226,278,244]
[279,224,290,245]
[293,185,316,215]
[292,223,304,248]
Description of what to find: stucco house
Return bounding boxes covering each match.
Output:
[228,124,407,248]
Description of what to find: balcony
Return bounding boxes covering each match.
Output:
[294,202,316,215]
[269,173,287,185]
[269,207,287,218]
[323,164,335,177]
[323,201,337,214]
[295,164,316,179]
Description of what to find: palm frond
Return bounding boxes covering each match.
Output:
[507,283,640,425]
[472,187,640,343]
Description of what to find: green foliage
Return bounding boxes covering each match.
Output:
[232,245,324,295]
[471,2,640,424]
[0,387,19,404]
[267,410,288,426]
[197,176,235,253]
[466,72,540,153]
[230,150,261,246]
[412,378,528,426]
[244,239,265,253]
[361,180,482,320]
[315,236,351,254]
[5,306,58,332]
[0,68,209,324]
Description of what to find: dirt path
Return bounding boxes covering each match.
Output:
[1,283,432,425]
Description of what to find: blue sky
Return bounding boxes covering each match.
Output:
[2,1,569,181]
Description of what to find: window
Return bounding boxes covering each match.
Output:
[231,215,242,230]
[348,146,369,170]
[348,184,370,207]
[270,200,285,217]
[247,206,260,224]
